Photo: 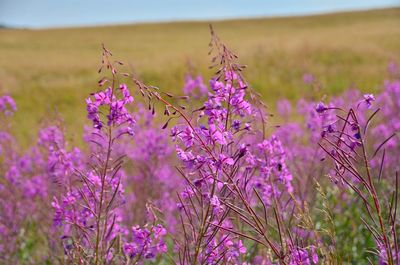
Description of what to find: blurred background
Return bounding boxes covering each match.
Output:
[0,0,399,145]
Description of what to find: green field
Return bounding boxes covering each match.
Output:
[0,8,399,146]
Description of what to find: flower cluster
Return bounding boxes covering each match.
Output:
[0,117,83,262]
[170,50,307,263]
[183,74,208,98]
[123,224,167,261]
[288,245,318,265]
[86,84,135,134]
[253,136,293,205]
[0,95,16,116]
[50,54,167,264]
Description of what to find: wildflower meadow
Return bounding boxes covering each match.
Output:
[0,22,399,265]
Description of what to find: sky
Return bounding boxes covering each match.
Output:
[0,0,399,29]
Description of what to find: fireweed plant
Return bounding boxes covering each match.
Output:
[0,97,85,263]
[130,27,321,264]
[0,28,399,264]
[275,66,400,262]
[316,94,399,264]
[51,46,167,264]
[129,29,399,263]
[274,70,400,262]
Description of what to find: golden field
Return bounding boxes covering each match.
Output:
[0,8,399,145]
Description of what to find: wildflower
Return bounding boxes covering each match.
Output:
[232,119,241,131]
[215,153,235,169]
[86,84,136,134]
[0,95,17,116]
[315,102,327,113]
[303,73,315,85]
[179,126,195,147]
[363,93,375,108]
[208,124,229,145]
[123,224,167,260]
[311,246,318,264]
[183,74,208,97]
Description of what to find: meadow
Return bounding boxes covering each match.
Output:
[0,8,399,145]
[0,7,399,265]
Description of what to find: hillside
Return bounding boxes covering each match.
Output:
[0,8,399,145]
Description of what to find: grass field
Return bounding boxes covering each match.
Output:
[0,7,399,146]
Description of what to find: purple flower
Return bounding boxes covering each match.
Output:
[303,73,315,85]
[363,93,375,108]
[315,102,327,113]
[216,153,235,169]
[0,96,17,116]
[232,119,241,131]
[123,243,137,258]
[183,74,208,97]
[311,246,318,264]
[86,84,135,134]
[208,124,229,145]
[179,126,195,147]
[123,224,167,261]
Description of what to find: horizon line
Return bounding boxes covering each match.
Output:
[1,5,399,31]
